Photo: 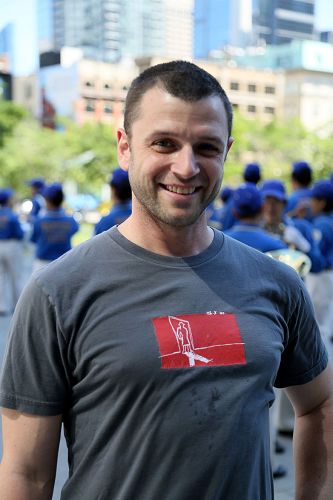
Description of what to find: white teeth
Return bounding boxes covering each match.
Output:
[165,185,196,195]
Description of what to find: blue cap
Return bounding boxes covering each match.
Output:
[27,177,45,189]
[220,186,233,202]
[0,188,13,204]
[292,161,312,175]
[110,168,129,188]
[261,180,287,202]
[311,180,333,202]
[42,182,63,201]
[243,163,261,184]
[233,183,262,217]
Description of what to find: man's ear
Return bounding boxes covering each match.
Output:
[117,128,130,171]
[224,137,234,161]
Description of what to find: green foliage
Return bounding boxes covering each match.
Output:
[0,101,27,147]
[0,116,118,196]
[0,102,332,198]
[225,111,333,188]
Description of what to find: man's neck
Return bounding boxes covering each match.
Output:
[118,214,214,257]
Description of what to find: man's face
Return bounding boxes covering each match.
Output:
[262,196,285,224]
[117,86,232,228]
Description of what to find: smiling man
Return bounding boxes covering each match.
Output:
[0,61,333,500]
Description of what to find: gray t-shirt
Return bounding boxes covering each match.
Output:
[0,228,328,499]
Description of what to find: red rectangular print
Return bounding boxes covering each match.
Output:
[152,313,246,369]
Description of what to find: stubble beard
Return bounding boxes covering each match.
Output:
[129,162,223,228]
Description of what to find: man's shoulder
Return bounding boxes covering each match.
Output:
[36,232,109,280]
[223,233,301,282]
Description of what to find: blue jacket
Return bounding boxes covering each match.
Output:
[0,207,24,240]
[290,217,326,273]
[31,209,79,260]
[94,202,132,235]
[286,188,312,215]
[225,223,287,253]
[311,214,333,269]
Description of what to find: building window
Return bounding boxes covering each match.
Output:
[248,84,256,93]
[104,102,113,114]
[230,81,239,91]
[85,100,95,112]
[265,86,275,94]
[104,83,112,89]
[247,105,256,112]
[85,81,94,87]
[232,103,239,110]
[264,107,275,114]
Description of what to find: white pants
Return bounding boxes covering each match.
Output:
[306,270,333,344]
[0,240,23,313]
[275,389,294,432]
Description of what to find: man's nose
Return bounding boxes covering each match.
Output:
[171,146,200,179]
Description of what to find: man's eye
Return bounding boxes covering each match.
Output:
[196,143,220,155]
[153,140,174,149]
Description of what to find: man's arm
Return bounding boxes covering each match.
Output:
[285,364,333,500]
[0,408,62,500]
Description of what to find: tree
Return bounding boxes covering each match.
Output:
[0,101,27,147]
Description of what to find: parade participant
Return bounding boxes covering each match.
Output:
[1,61,333,500]
[306,180,333,344]
[243,162,261,185]
[225,183,287,252]
[0,189,24,315]
[261,179,324,273]
[285,161,312,217]
[26,177,45,221]
[208,186,234,230]
[94,167,132,235]
[30,182,79,270]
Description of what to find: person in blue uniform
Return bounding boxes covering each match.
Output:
[306,180,333,344]
[30,183,79,270]
[94,168,132,235]
[261,179,324,273]
[208,186,234,230]
[219,163,261,232]
[26,177,45,221]
[0,188,24,315]
[225,183,287,253]
[285,161,313,217]
[243,162,261,185]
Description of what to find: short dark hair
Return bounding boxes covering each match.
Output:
[124,60,233,138]
[45,190,64,207]
[291,161,312,187]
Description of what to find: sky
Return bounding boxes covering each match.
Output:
[0,0,333,76]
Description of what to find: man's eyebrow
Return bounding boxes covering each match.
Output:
[146,131,225,146]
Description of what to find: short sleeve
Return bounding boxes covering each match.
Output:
[275,282,328,388]
[0,276,71,415]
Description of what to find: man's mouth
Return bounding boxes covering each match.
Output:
[162,184,198,195]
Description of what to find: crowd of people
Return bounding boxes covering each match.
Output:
[0,179,79,315]
[208,160,333,349]
[0,168,134,315]
[0,60,332,498]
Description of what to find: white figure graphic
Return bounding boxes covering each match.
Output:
[169,316,212,367]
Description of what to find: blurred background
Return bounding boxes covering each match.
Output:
[1,0,333,243]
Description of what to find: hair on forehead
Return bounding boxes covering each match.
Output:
[124,60,233,138]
